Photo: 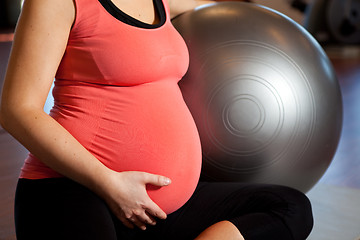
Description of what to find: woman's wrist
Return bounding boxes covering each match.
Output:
[85,166,117,198]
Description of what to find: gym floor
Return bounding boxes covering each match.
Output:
[306,53,360,240]
[0,33,360,240]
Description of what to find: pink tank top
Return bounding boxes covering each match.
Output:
[20,0,202,214]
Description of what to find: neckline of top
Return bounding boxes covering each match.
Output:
[97,0,167,29]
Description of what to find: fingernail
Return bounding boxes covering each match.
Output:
[164,178,171,185]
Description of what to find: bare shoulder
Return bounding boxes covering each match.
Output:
[167,0,197,19]
[11,0,76,73]
[167,0,214,19]
[13,0,76,60]
[19,0,75,31]
[3,0,77,111]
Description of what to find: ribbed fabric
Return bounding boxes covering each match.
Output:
[20,0,202,214]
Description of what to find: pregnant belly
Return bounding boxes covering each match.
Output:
[52,80,202,213]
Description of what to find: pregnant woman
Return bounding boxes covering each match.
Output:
[0,0,313,239]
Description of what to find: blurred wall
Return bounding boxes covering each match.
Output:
[252,0,313,25]
[0,0,22,29]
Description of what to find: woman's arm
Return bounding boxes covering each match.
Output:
[0,0,169,230]
[0,0,110,200]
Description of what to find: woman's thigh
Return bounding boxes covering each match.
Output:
[145,182,313,240]
[15,178,118,240]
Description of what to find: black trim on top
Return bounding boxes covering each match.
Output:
[97,0,166,29]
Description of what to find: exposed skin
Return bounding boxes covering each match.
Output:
[0,0,245,238]
[194,221,245,240]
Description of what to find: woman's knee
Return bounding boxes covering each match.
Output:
[270,185,314,240]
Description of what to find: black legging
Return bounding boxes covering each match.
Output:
[15,178,313,240]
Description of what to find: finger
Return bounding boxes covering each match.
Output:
[131,209,156,227]
[144,200,167,220]
[142,173,171,187]
[128,215,147,230]
[123,210,148,230]
[136,211,157,226]
[119,215,135,229]
[110,206,135,229]
[145,212,157,225]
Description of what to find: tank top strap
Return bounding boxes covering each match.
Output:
[161,0,171,23]
[70,0,171,37]
[69,0,101,39]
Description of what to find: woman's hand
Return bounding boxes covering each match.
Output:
[98,170,171,230]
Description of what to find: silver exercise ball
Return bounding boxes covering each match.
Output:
[172,2,343,192]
